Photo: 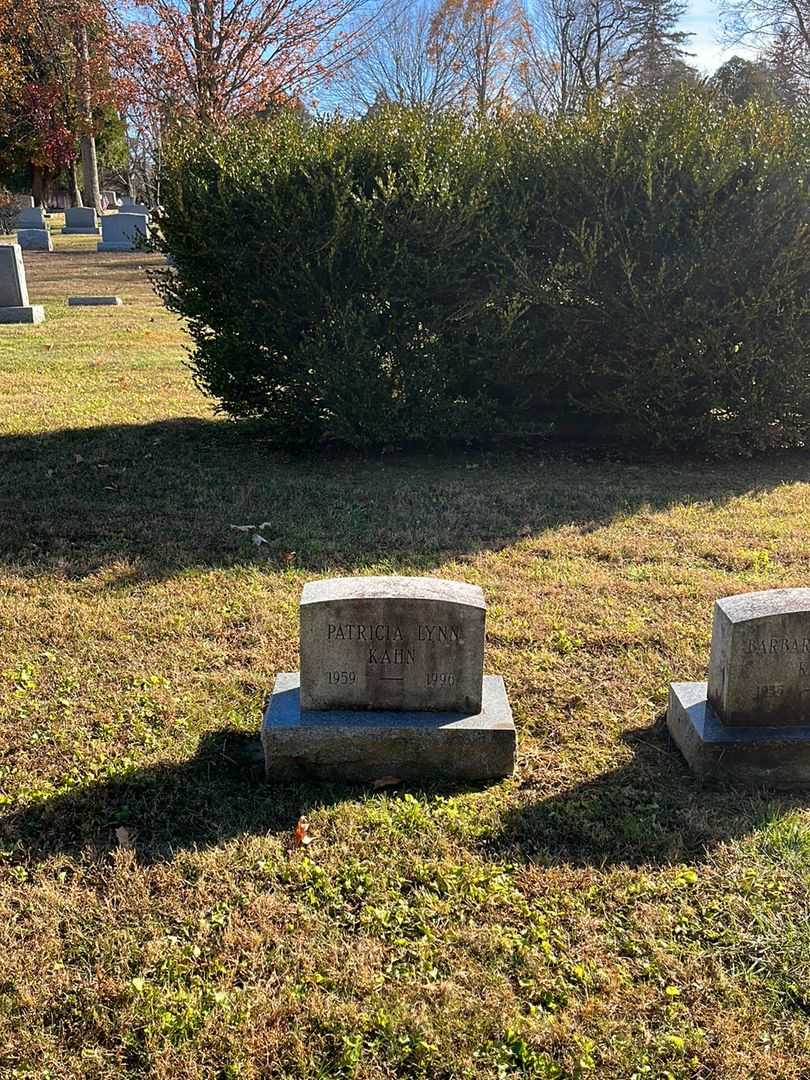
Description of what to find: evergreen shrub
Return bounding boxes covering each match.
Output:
[155,95,810,453]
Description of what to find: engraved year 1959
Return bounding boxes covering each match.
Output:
[328,671,356,685]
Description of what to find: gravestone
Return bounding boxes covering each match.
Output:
[68,296,123,306]
[263,576,516,782]
[17,228,53,252]
[16,206,46,229]
[0,244,45,324]
[120,196,150,215]
[101,190,121,209]
[16,195,35,209]
[668,588,810,787]
[63,206,99,235]
[97,212,149,252]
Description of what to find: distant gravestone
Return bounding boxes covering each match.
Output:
[668,588,810,787]
[120,196,150,215]
[97,212,149,252]
[0,244,45,324]
[63,206,99,235]
[16,195,35,210]
[263,576,516,782]
[17,228,53,252]
[101,190,121,209]
[68,296,123,306]
[16,207,46,229]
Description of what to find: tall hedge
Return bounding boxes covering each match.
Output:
[155,96,810,453]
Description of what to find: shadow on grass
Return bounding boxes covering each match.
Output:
[0,728,328,865]
[2,417,810,580]
[2,721,804,869]
[489,720,808,867]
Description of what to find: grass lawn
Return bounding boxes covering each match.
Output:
[1,224,810,1079]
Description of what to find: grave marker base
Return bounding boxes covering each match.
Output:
[0,305,45,324]
[263,672,516,783]
[667,681,810,789]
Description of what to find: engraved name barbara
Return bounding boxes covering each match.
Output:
[746,637,810,654]
[327,622,462,666]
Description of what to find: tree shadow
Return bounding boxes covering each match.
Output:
[489,719,809,868]
[2,417,809,581]
[0,727,497,867]
[0,728,335,866]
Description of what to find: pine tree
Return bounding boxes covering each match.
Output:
[621,0,693,94]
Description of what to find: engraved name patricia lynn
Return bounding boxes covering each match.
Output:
[326,622,462,665]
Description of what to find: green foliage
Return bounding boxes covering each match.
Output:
[156,95,810,454]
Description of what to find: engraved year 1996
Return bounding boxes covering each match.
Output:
[427,672,456,686]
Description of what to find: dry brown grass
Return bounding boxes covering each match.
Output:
[1,228,810,1078]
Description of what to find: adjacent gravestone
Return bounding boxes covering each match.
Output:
[120,196,150,215]
[668,588,810,787]
[101,190,121,209]
[17,228,53,252]
[97,212,149,252]
[16,206,46,229]
[63,206,99,235]
[16,195,35,209]
[263,576,516,782]
[0,244,45,324]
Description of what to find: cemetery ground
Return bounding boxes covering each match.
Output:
[1,226,810,1080]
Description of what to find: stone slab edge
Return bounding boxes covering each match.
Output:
[96,242,139,252]
[0,305,45,324]
[263,672,516,783]
[68,296,123,306]
[62,228,101,235]
[301,575,485,609]
[667,681,810,789]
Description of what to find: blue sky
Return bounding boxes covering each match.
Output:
[682,0,756,73]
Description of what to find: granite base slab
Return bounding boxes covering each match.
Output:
[263,673,516,783]
[68,296,123,306]
[63,228,101,235]
[0,305,45,324]
[97,242,139,252]
[667,681,810,788]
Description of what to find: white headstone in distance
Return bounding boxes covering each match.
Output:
[63,206,99,235]
[17,228,53,252]
[97,212,149,252]
[0,244,45,324]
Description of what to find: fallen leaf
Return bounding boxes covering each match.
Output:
[371,776,402,789]
[115,826,134,849]
[294,816,313,848]
[252,533,268,546]
[229,524,256,532]
[283,551,296,565]
[258,521,273,530]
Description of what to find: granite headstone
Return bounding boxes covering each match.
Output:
[668,588,810,787]
[263,576,516,782]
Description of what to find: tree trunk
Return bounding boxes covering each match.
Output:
[31,165,45,207]
[71,161,83,207]
[76,25,102,213]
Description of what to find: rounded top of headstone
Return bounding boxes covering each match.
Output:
[716,588,810,624]
[301,576,485,609]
